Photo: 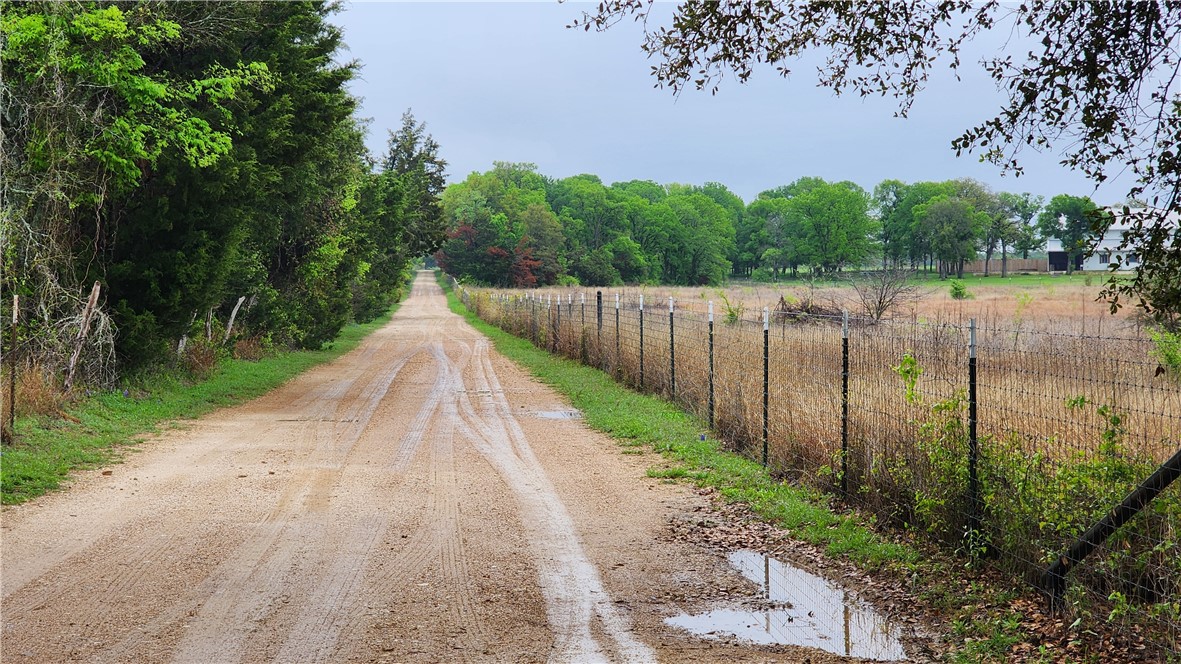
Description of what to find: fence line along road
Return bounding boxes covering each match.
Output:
[454,278,1181,656]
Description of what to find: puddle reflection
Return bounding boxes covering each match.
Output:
[666,550,907,661]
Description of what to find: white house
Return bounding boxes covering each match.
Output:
[1045,208,1179,272]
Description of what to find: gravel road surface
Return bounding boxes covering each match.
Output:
[1,271,863,663]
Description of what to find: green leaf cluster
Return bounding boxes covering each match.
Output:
[2,2,444,379]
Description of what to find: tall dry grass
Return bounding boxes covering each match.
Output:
[477,287,1176,464]
[1,361,68,419]
[460,283,1181,651]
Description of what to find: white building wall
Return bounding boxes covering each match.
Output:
[1044,208,1176,272]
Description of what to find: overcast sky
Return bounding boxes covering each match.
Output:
[335,2,1125,205]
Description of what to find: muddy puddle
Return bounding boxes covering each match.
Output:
[532,410,582,420]
[667,550,907,661]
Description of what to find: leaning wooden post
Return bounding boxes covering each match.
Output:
[64,281,101,393]
[178,310,197,358]
[223,296,247,344]
[4,295,18,444]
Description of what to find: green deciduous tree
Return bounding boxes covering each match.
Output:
[915,195,986,279]
[747,196,799,278]
[576,1,1181,320]
[520,203,566,285]
[2,1,269,375]
[952,179,1005,276]
[661,191,735,285]
[2,1,442,382]
[1038,194,1103,276]
[436,163,556,287]
[873,179,911,270]
[548,174,624,253]
[997,192,1043,275]
[763,178,877,275]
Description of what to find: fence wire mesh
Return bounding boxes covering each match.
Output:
[454,280,1181,655]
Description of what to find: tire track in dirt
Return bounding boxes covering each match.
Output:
[0,412,322,644]
[359,342,468,592]
[0,412,316,608]
[272,339,469,663]
[430,340,496,660]
[473,341,655,662]
[321,338,496,662]
[262,297,489,661]
[169,343,432,663]
[0,328,420,614]
[6,272,813,664]
[86,333,435,662]
[448,338,655,662]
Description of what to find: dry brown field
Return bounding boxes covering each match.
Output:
[456,274,1179,654]
[470,273,1176,466]
[561,274,1140,336]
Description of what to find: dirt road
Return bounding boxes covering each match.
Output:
[1,272,877,663]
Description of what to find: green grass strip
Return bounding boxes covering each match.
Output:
[441,279,916,570]
[441,281,1059,661]
[1,306,400,505]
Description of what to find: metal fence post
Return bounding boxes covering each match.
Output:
[969,318,981,537]
[762,307,770,467]
[550,294,557,353]
[579,292,587,363]
[708,301,715,430]
[615,293,620,377]
[596,291,603,336]
[841,310,849,496]
[596,291,603,367]
[639,294,645,390]
[669,296,676,399]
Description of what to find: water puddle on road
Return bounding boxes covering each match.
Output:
[532,410,582,420]
[666,550,907,661]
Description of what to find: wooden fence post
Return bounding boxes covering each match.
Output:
[223,296,247,344]
[3,295,17,444]
[63,282,101,393]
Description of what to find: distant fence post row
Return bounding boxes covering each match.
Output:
[450,278,1181,655]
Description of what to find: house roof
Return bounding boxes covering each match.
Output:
[1044,207,1178,253]
[1102,207,1180,232]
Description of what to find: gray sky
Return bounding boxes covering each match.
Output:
[336,1,1124,204]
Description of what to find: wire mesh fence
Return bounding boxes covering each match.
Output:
[454,279,1181,655]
